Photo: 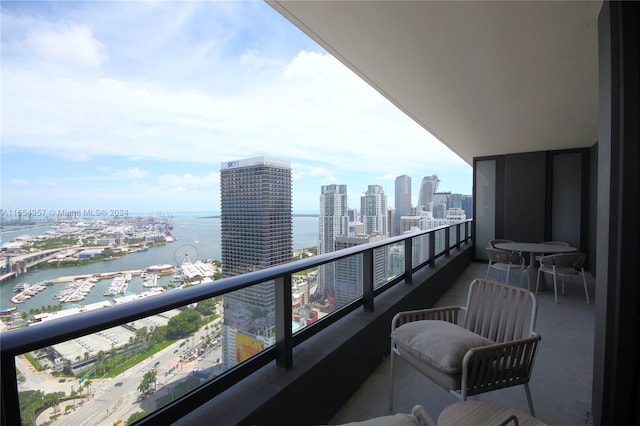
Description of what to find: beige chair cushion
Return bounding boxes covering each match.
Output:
[391,320,494,375]
[335,413,420,426]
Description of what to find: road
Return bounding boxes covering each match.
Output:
[34,322,222,425]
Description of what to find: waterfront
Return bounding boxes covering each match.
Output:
[0,215,318,315]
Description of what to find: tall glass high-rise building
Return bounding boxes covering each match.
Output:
[418,175,440,211]
[318,184,349,301]
[394,175,412,237]
[219,156,292,368]
[360,185,387,237]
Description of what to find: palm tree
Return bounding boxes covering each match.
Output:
[137,378,150,396]
[85,379,93,399]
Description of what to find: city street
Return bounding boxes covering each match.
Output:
[31,320,223,425]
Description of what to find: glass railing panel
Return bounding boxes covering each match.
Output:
[222,282,276,367]
[333,254,364,310]
[411,233,430,267]
[382,242,404,287]
[14,299,225,425]
[434,229,446,256]
[449,226,458,247]
[292,267,320,330]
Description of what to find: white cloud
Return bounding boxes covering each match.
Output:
[0,2,471,213]
[25,24,107,67]
[9,178,30,186]
[113,168,150,179]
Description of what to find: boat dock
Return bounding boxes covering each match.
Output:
[51,270,143,284]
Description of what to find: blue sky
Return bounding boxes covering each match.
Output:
[1,1,471,215]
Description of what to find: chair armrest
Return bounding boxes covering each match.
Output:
[460,333,541,396]
[391,306,464,330]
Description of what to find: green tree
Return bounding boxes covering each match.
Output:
[195,299,215,316]
[127,411,148,424]
[165,309,202,339]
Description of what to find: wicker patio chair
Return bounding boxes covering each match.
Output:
[389,279,541,417]
[536,253,590,304]
[485,247,530,290]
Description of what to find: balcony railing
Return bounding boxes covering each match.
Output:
[0,220,472,425]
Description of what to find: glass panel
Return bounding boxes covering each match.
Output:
[292,267,320,330]
[434,229,446,256]
[475,159,496,259]
[384,243,403,285]
[411,233,430,267]
[222,283,276,368]
[334,254,364,309]
[449,226,458,247]
[16,300,226,425]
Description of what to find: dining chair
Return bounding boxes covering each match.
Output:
[536,253,590,304]
[485,247,530,290]
[534,241,570,263]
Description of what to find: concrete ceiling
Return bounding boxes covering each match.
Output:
[267,1,601,165]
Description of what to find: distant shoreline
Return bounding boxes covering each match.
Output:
[200,213,318,219]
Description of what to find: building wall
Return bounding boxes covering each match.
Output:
[473,149,591,261]
[593,3,640,424]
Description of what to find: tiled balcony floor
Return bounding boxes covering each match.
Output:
[329,261,595,425]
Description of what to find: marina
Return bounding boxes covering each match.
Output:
[10,282,49,304]
[0,215,318,321]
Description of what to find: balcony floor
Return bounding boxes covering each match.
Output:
[329,261,595,425]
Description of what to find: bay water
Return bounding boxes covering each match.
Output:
[0,215,318,314]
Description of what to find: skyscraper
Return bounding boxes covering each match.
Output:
[318,184,349,300]
[360,185,387,237]
[394,175,412,237]
[418,175,440,211]
[334,234,386,308]
[219,156,292,368]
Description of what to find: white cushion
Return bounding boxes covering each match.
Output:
[335,413,420,426]
[391,320,495,375]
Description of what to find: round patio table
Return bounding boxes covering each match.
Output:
[438,400,547,426]
[494,242,577,290]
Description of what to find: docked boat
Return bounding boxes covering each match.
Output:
[13,283,28,292]
[1,307,17,316]
[142,273,158,288]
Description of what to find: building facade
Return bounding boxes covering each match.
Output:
[360,185,387,237]
[219,156,293,368]
[334,234,386,309]
[417,175,439,211]
[318,184,349,300]
[393,175,412,237]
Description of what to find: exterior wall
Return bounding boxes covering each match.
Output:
[473,149,591,262]
[593,3,640,424]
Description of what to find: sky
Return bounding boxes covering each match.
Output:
[1,1,472,216]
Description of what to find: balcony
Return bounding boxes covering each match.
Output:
[2,222,480,425]
[329,261,594,425]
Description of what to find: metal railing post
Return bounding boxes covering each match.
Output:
[1,353,21,425]
[445,227,451,256]
[275,276,292,368]
[429,231,436,268]
[363,249,374,312]
[404,238,413,284]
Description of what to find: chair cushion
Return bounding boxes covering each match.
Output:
[391,320,495,375]
[334,412,420,426]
